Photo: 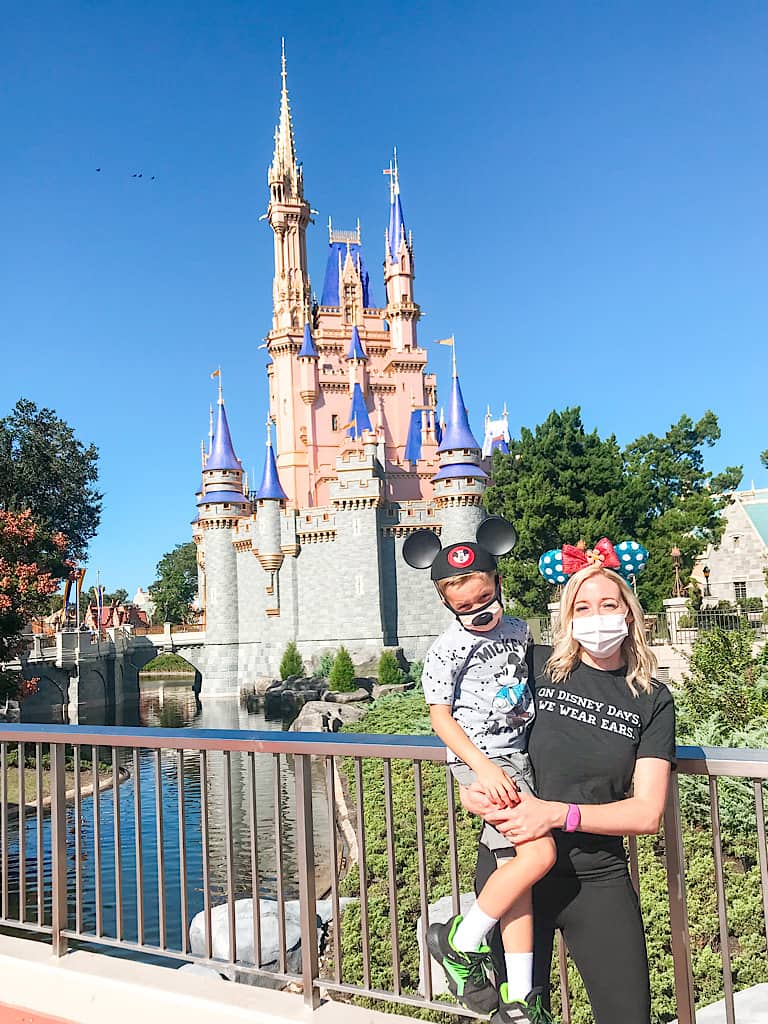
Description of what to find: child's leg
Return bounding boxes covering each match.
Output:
[453,836,556,952]
[500,889,534,1000]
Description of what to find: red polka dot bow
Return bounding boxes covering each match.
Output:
[560,538,621,576]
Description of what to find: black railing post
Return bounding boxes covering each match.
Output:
[663,772,695,1024]
[50,742,68,956]
[295,752,320,1010]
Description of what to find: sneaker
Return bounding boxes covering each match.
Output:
[426,914,498,1013]
[490,985,555,1023]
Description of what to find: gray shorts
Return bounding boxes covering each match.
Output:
[449,751,536,853]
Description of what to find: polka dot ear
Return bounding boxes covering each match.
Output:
[402,529,442,569]
[614,540,649,578]
[538,548,568,585]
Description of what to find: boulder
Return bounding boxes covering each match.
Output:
[188,897,354,988]
[372,681,415,700]
[176,963,227,981]
[291,700,368,733]
[417,892,477,998]
[323,687,370,705]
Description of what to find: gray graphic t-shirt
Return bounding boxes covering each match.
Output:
[421,616,534,762]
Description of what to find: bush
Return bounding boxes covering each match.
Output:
[316,651,335,679]
[377,650,405,687]
[329,646,356,692]
[677,627,768,731]
[407,660,424,686]
[279,641,304,681]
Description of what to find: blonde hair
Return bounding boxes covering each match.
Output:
[436,569,496,598]
[545,564,657,696]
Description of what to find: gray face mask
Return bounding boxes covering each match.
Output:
[571,613,628,657]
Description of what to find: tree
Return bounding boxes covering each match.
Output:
[103,588,129,605]
[329,646,356,692]
[0,510,65,698]
[377,650,404,687]
[149,542,198,624]
[484,408,644,615]
[279,641,304,680]
[762,450,768,470]
[485,408,741,614]
[0,399,102,561]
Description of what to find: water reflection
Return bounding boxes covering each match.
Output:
[8,677,332,953]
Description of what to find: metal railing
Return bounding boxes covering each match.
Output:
[0,724,765,1023]
[658,607,767,646]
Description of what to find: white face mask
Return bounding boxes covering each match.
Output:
[571,613,628,657]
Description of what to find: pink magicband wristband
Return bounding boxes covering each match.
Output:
[564,803,581,833]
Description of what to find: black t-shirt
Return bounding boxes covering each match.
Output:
[526,645,676,880]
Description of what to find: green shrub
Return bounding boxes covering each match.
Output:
[279,641,304,681]
[407,660,424,686]
[140,652,195,673]
[316,651,335,679]
[377,650,404,687]
[329,646,356,692]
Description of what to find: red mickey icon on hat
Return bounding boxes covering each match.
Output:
[447,545,475,569]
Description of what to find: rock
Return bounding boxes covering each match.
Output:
[188,897,354,988]
[671,984,768,1023]
[323,687,370,704]
[417,892,477,998]
[372,681,415,700]
[263,677,330,721]
[291,700,367,733]
[241,678,278,711]
[177,963,227,980]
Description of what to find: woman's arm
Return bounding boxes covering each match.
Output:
[459,758,672,843]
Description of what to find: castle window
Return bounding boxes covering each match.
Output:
[734,581,747,602]
[332,414,339,430]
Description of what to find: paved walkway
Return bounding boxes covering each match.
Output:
[0,1006,75,1024]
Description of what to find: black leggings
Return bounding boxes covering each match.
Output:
[476,843,651,1024]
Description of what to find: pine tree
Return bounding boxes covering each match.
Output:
[329,646,356,692]
[377,650,404,687]
[279,641,304,681]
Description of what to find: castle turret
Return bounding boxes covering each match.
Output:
[383,150,420,352]
[197,378,249,693]
[431,352,487,544]
[254,421,288,579]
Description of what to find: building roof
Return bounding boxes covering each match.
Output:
[206,398,241,471]
[347,383,373,438]
[405,409,423,463]
[197,490,250,506]
[388,192,406,262]
[298,322,318,358]
[254,439,288,501]
[320,242,375,308]
[432,464,488,482]
[346,325,367,361]
[437,373,481,452]
[744,498,768,547]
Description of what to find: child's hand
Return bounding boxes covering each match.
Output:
[477,763,520,807]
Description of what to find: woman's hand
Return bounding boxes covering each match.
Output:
[496,792,567,844]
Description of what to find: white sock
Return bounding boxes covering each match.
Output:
[504,951,534,1001]
[452,902,498,951]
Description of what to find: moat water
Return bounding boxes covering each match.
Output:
[8,677,331,952]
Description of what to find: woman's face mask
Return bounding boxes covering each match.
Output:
[571,613,628,657]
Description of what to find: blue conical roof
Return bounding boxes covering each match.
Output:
[347,383,373,438]
[207,398,241,470]
[437,374,481,452]
[345,325,367,361]
[388,191,406,262]
[298,322,318,358]
[254,439,287,501]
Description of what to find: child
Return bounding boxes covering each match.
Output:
[406,521,556,1024]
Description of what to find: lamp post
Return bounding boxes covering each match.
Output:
[703,565,711,597]
[670,546,686,598]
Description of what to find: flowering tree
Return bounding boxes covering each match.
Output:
[0,509,67,699]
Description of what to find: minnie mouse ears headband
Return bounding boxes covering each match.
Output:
[538,537,649,585]
[403,516,517,582]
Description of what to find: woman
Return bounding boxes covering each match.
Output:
[462,545,675,1024]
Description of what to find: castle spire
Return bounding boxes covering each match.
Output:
[269,38,302,202]
[437,367,481,453]
[386,147,407,263]
[254,419,288,501]
[207,383,241,470]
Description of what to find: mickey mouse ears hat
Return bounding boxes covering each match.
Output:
[402,516,517,581]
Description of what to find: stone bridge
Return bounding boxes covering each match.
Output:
[14,626,207,724]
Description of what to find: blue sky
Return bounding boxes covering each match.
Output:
[3,1,766,594]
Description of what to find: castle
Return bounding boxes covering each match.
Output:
[192,51,510,694]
